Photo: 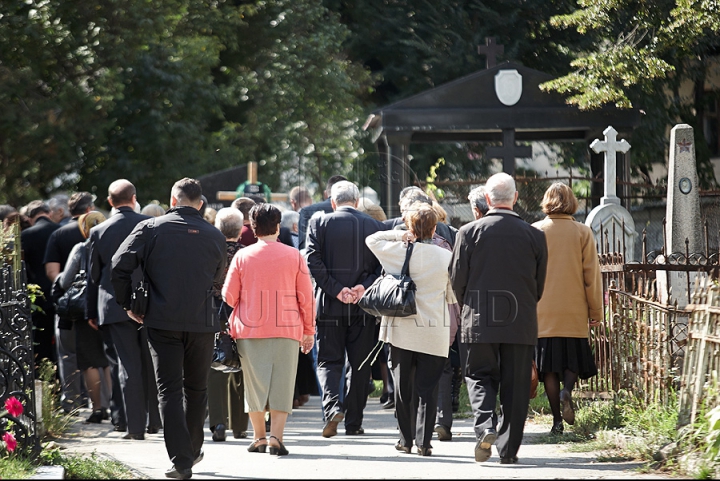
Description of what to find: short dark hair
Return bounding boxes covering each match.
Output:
[25,201,49,219]
[250,203,282,237]
[231,197,256,219]
[69,192,94,216]
[0,204,18,221]
[171,178,202,205]
[199,195,208,217]
[325,175,348,194]
[247,194,266,205]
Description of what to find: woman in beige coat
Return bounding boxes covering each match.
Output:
[366,204,456,456]
[532,183,602,435]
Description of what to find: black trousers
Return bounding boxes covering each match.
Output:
[147,328,214,470]
[389,345,445,449]
[107,321,161,435]
[465,343,534,459]
[436,334,467,429]
[207,369,248,435]
[99,326,126,427]
[316,315,376,431]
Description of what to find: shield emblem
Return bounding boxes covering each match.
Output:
[494,69,523,106]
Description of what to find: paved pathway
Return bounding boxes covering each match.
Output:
[55,396,673,479]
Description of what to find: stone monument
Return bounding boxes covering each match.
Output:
[657,124,704,307]
[585,126,637,261]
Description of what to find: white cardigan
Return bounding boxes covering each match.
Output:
[365,230,455,358]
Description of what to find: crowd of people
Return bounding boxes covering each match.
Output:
[0,171,603,478]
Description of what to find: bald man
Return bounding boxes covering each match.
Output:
[86,179,161,439]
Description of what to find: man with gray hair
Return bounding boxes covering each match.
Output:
[468,185,490,220]
[450,172,547,465]
[48,194,71,225]
[306,180,386,438]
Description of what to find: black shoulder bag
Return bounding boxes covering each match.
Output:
[131,220,156,316]
[211,300,242,373]
[55,244,88,322]
[358,242,417,318]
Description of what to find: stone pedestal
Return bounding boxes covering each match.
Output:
[585,203,636,261]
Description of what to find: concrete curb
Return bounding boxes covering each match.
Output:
[29,466,65,480]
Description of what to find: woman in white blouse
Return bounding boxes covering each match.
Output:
[365,204,456,457]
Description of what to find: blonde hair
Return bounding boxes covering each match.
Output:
[541,182,578,215]
[78,211,107,238]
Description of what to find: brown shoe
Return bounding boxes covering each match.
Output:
[322,412,344,438]
[560,389,575,425]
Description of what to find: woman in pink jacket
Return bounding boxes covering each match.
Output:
[222,203,316,456]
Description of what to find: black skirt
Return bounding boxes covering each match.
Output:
[535,337,597,382]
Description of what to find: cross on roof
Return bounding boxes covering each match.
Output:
[485,129,531,175]
[477,37,504,69]
[590,126,631,205]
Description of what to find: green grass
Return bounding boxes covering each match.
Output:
[41,448,137,480]
[0,456,36,479]
[37,360,74,439]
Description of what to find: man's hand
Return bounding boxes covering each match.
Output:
[349,284,365,304]
[88,318,99,331]
[300,334,314,354]
[127,310,144,325]
[336,287,355,304]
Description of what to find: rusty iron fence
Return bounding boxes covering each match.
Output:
[678,279,720,426]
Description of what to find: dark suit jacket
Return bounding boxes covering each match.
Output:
[384,216,458,247]
[450,210,547,346]
[306,206,386,318]
[87,206,150,325]
[278,226,294,248]
[297,199,333,250]
[20,216,59,307]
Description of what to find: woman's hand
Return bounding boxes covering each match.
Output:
[402,230,416,243]
[300,334,314,354]
[589,318,602,327]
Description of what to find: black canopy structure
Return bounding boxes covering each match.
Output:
[363,61,641,218]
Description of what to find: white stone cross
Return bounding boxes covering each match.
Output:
[590,126,631,205]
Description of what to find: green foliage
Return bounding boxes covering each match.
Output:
[0,455,36,479]
[40,447,135,480]
[37,360,72,440]
[572,399,625,438]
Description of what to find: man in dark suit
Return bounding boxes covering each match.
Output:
[297,175,347,250]
[306,180,385,438]
[112,178,226,480]
[87,179,160,438]
[21,200,59,367]
[450,173,547,464]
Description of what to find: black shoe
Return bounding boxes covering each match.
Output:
[85,410,104,424]
[382,399,395,410]
[233,431,248,439]
[268,435,289,456]
[345,427,364,435]
[395,443,411,454]
[434,424,452,441]
[379,392,389,404]
[123,432,145,440]
[101,409,109,421]
[165,466,192,479]
[247,438,267,453]
[500,456,518,464]
[550,421,564,435]
[474,428,497,463]
[147,425,161,434]
[114,424,128,433]
[417,446,432,456]
[212,423,226,442]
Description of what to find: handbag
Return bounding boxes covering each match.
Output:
[358,242,417,318]
[530,360,539,399]
[211,329,242,373]
[55,244,88,322]
[130,220,156,316]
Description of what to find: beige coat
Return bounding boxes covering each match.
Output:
[366,230,455,358]
[532,214,603,339]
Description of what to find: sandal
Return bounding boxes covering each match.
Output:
[268,435,289,456]
[247,437,267,453]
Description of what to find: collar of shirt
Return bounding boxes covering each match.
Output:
[487,208,520,217]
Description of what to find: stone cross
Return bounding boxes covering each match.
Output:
[485,128,531,175]
[477,37,504,69]
[590,126,631,206]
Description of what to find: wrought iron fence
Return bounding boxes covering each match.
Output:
[1,224,40,455]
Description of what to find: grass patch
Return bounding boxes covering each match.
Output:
[41,447,137,480]
[0,456,36,479]
[37,359,74,439]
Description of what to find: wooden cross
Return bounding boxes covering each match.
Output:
[485,129,531,175]
[477,37,504,69]
[590,126,631,206]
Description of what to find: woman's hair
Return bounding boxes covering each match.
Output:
[405,204,437,241]
[357,197,387,221]
[141,203,165,217]
[215,207,244,239]
[541,182,578,215]
[431,202,447,224]
[250,203,282,237]
[78,211,107,238]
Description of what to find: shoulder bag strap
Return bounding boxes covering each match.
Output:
[400,242,414,278]
[140,219,157,279]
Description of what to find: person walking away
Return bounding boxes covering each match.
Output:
[222,203,315,455]
[366,205,455,456]
[111,178,226,479]
[532,183,602,435]
[450,173,547,464]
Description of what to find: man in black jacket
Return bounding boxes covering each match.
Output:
[306,180,385,438]
[87,179,160,438]
[296,175,347,250]
[111,178,226,480]
[450,173,547,465]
